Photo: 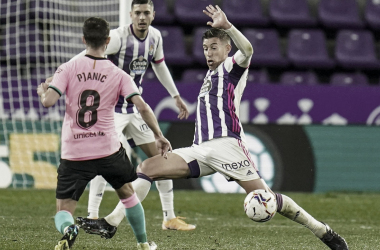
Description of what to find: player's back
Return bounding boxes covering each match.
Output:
[51,55,139,160]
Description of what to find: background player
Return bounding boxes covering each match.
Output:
[46,0,194,235]
[84,5,349,250]
[38,17,170,250]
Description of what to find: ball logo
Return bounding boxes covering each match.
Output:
[129,55,148,75]
[367,106,380,125]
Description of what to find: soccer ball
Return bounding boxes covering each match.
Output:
[244,189,276,222]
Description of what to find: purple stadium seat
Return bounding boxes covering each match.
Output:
[365,0,380,30]
[192,27,209,65]
[180,69,207,84]
[247,70,271,84]
[174,0,215,25]
[318,0,364,29]
[222,0,269,27]
[155,26,192,66]
[335,30,380,69]
[269,0,317,27]
[152,0,174,24]
[330,72,369,86]
[287,29,335,69]
[280,71,319,85]
[30,67,56,82]
[243,29,288,67]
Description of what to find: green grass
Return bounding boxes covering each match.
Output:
[0,190,379,249]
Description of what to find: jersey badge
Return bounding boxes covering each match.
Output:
[129,55,148,75]
[199,79,212,97]
[148,44,154,56]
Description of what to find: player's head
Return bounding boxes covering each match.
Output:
[82,17,110,49]
[130,0,155,34]
[202,28,232,70]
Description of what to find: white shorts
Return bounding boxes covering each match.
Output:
[114,112,154,147]
[173,137,261,182]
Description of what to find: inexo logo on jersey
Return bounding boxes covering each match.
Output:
[221,160,251,171]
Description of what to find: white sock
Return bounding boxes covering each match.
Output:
[156,180,175,221]
[105,178,152,227]
[278,194,327,238]
[88,175,107,219]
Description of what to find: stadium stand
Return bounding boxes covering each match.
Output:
[330,72,369,85]
[364,0,380,30]
[222,0,269,27]
[269,0,317,28]
[287,29,335,69]
[280,71,319,85]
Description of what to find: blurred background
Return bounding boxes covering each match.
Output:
[1,0,380,193]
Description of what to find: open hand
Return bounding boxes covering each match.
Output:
[174,96,189,120]
[203,5,232,30]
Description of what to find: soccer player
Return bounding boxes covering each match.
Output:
[86,5,349,250]
[38,17,169,250]
[62,0,195,235]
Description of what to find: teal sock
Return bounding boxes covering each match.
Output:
[125,203,147,243]
[54,211,74,234]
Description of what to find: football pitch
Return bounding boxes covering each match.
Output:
[0,189,379,249]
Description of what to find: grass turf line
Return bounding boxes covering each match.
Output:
[0,189,379,249]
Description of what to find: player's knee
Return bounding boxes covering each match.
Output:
[243,189,277,223]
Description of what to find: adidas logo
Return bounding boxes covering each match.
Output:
[246,170,254,176]
[96,193,103,197]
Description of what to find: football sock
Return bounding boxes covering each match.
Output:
[156,179,176,221]
[122,193,147,243]
[276,193,327,238]
[87,175,107,219]
[54,210,74,234]
[105,176,152,227]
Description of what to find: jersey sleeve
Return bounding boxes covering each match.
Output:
[120,73,140,100]
[152,30,165,64]
[49,63,70,95]
[105,28,122,55]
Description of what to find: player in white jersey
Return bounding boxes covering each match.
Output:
[89,5,349,250]
[37,17,167,250]
[60,0,195,234]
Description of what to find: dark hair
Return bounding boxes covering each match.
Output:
[82,17,110,49]
[131,0,154,9]
[202,28,231,44]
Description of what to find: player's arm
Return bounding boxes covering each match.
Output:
[37,82,60,107]
[151,61,189,119]
[130,94,172,157]
[203,5,253,68]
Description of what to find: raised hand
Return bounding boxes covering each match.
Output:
[203,5,232,30]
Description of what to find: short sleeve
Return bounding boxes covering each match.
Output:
[105,28,122,55]
[152,31,165,64]
[49,63,70,95]
[120,73,140,100]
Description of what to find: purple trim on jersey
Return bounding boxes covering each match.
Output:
[137,172,153,183]
[275,193,283,212]
[232,56,236,64]
[187,160,200,178]
[199,96,209,141]
[209,74,222,138]
[131,24,149,42]
[194,120,199,145]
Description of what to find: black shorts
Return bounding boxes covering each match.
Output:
[56,146,137,201]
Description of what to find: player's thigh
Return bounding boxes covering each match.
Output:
[114,112,131,134]
[138,152,190,180]
[56,159,97,201]
[98,147,137,190]
[194,138,261,182]
[173,145,216,178]
[124,113,155,148]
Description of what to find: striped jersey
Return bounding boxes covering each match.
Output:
[194,55,249,145]
[106,24,164,114]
